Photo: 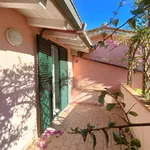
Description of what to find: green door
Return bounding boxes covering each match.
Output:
[37,35,53,133]
[37,35,69,133]
[59,47,68,111]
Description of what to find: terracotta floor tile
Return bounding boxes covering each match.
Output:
[27,90,125,150]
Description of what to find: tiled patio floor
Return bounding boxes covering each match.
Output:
[28,89,126,150]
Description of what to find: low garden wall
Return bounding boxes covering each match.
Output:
[121,83,150,150]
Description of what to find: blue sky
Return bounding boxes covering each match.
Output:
[73,0,133,30]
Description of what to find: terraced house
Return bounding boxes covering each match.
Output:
[0,1,150,150]
[0,0,92,149]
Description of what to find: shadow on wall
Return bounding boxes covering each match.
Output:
[0,57,36,150]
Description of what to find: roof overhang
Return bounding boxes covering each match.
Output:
[0,0,92,53]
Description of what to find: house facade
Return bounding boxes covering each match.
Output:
[0,1,92,150]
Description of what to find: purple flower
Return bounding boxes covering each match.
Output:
[37,138,48,149]
[37,129,63,149]
[44,129,63,138]
[137,59,143,63]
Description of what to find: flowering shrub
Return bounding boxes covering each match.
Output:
[37,129,63,149]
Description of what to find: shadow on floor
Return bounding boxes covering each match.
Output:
[28,89,127,150]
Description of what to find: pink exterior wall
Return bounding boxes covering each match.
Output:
[121,84,150,150]
[73,56,128,90]
[0,8,39,150]
[84,36,128,68]
[73,34,143,91]
[0,8,73,150]
[131,72,143,89]
[73,35,129,90]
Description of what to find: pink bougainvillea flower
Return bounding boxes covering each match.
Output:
[107,40,118,47]
[137,59,143,63]
[108,40,113,44]
[44,129,63,137]
[37,129,63,149]
[37,138,48,149]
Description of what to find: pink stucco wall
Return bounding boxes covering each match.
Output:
[73,56,128,90]
[0,8,73,150]
[73,35,129,90]
[131,71,143,89]
[121,84,150,150]
[84,36,128,68]
[73,57,143,91]
[0,8,39,150]
[73,34,143,91]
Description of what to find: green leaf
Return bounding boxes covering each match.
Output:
[70,127,80,133]
[128,111,138,117]
[125,127,130,133]
[127,18,136,29]
[98,91,106,104]
[130,1,144,15]
[144,0,150,5]
[130,8,143,16]
[130,35,138,43]
[113,132,127,145]
[120,102,126,108]
[113,132,120,143]
[108,121,115,129]
[113,91,124,99]
[87,122,95,130]
[98,41,105,47]
[81,129,88,142]
[112,19,119,27]
[118,1,123,7]
[91,133,97,148]
[131,138,141,148]
[102,129,109,147]
[106,103,116,111]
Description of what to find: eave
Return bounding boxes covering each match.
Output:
[0,0,93,53]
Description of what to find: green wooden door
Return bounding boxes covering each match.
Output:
[59,47,68,111]
[37,35,69,132]
[37,35,53,133]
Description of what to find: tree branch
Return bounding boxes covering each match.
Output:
[114,113,130,124]
[106,91,131,123]
[95,4,150,49]
[68,123,150,134]
[126,103,136,114]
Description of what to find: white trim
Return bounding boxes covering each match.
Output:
[27,18,67,30]
[39,1,46,9]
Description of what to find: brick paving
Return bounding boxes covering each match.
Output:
[28,89,126,150]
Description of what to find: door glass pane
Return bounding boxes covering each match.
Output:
[51,45,60,115]
[59,47,68,111]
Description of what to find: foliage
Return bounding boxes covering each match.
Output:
[135,88,142,95]
[94,0,150,100]
[69,89,150,149]
[127,27,150,100]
